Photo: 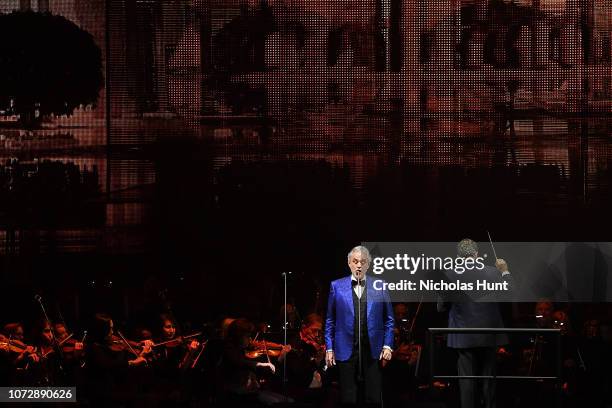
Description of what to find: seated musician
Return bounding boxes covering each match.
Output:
[0,332,11,385]
[153,313,200,372]
[220,318,287,405]
[2,323,38,385]
[283,313,340,406]
[53,322,84,368]
[535,301,554,328]
[84,313,153,406]
[284,313,326,390]
[148,313,200,404]
[2,323,39,367]
[32,321,64,386]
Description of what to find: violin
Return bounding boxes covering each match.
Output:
[0,336,38,355]
[100,331,153,368]
[393,343,422,364]
[40,333,85,359]
[247,337,286,357]
[57,332,87,355]
[299,331,325,354]
[245,339,289,360]
[108,333,144,356]
[245,349,282,359]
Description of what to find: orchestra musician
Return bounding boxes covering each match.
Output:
[385,303,424,406]
[52,321,84,382]
[84,313,153,407]
[284,313,338,406]
[285,313,326,388]
[31,321,64,386]
[0,333,10,385]
[152,313,201,404]
[2,323,39,366]
[220,318,287,405]
[153,313,200,370]
[1,323,39,385]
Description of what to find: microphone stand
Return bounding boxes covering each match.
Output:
[34,295,65,374]
[281,272,291,402]
[357,276,363,393]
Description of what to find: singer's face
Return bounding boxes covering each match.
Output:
[348,251,369,279]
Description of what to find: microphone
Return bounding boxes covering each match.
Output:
[281,272,292,277]
[34,294,42,302]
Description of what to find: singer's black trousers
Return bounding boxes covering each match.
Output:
[337,341,382,405]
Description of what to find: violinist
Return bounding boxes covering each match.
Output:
[31,321,63,386]
[84,313,152,407]
[220,318,286,405]
[285,314,326,389]
[0,333,10,385]
[153,313,200,371]
[152,314,200,404]
[52,321,84,383]
[53,322,84,362]
[2,323,39,366]
[284,313,336,405]
[2,323,39,385]
[385,303,422,405]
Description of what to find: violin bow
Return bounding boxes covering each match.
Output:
[408,295,423,341]
[116,330,146,365]
[153,331,202,348]
[190,340,208,369]
[80,331,88,368]
[41,333,74,358]
[58,333,74,347]
[34,295,66,373]
[262,339,272,365]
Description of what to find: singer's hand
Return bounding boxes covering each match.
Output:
[379,348,392,361]
[495,258,509,273]
[325,350,336,367]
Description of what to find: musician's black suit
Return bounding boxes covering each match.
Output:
[439,265,513,408]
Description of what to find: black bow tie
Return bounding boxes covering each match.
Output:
[352,280,365,287]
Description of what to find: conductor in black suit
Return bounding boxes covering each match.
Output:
[438,238,513,408]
